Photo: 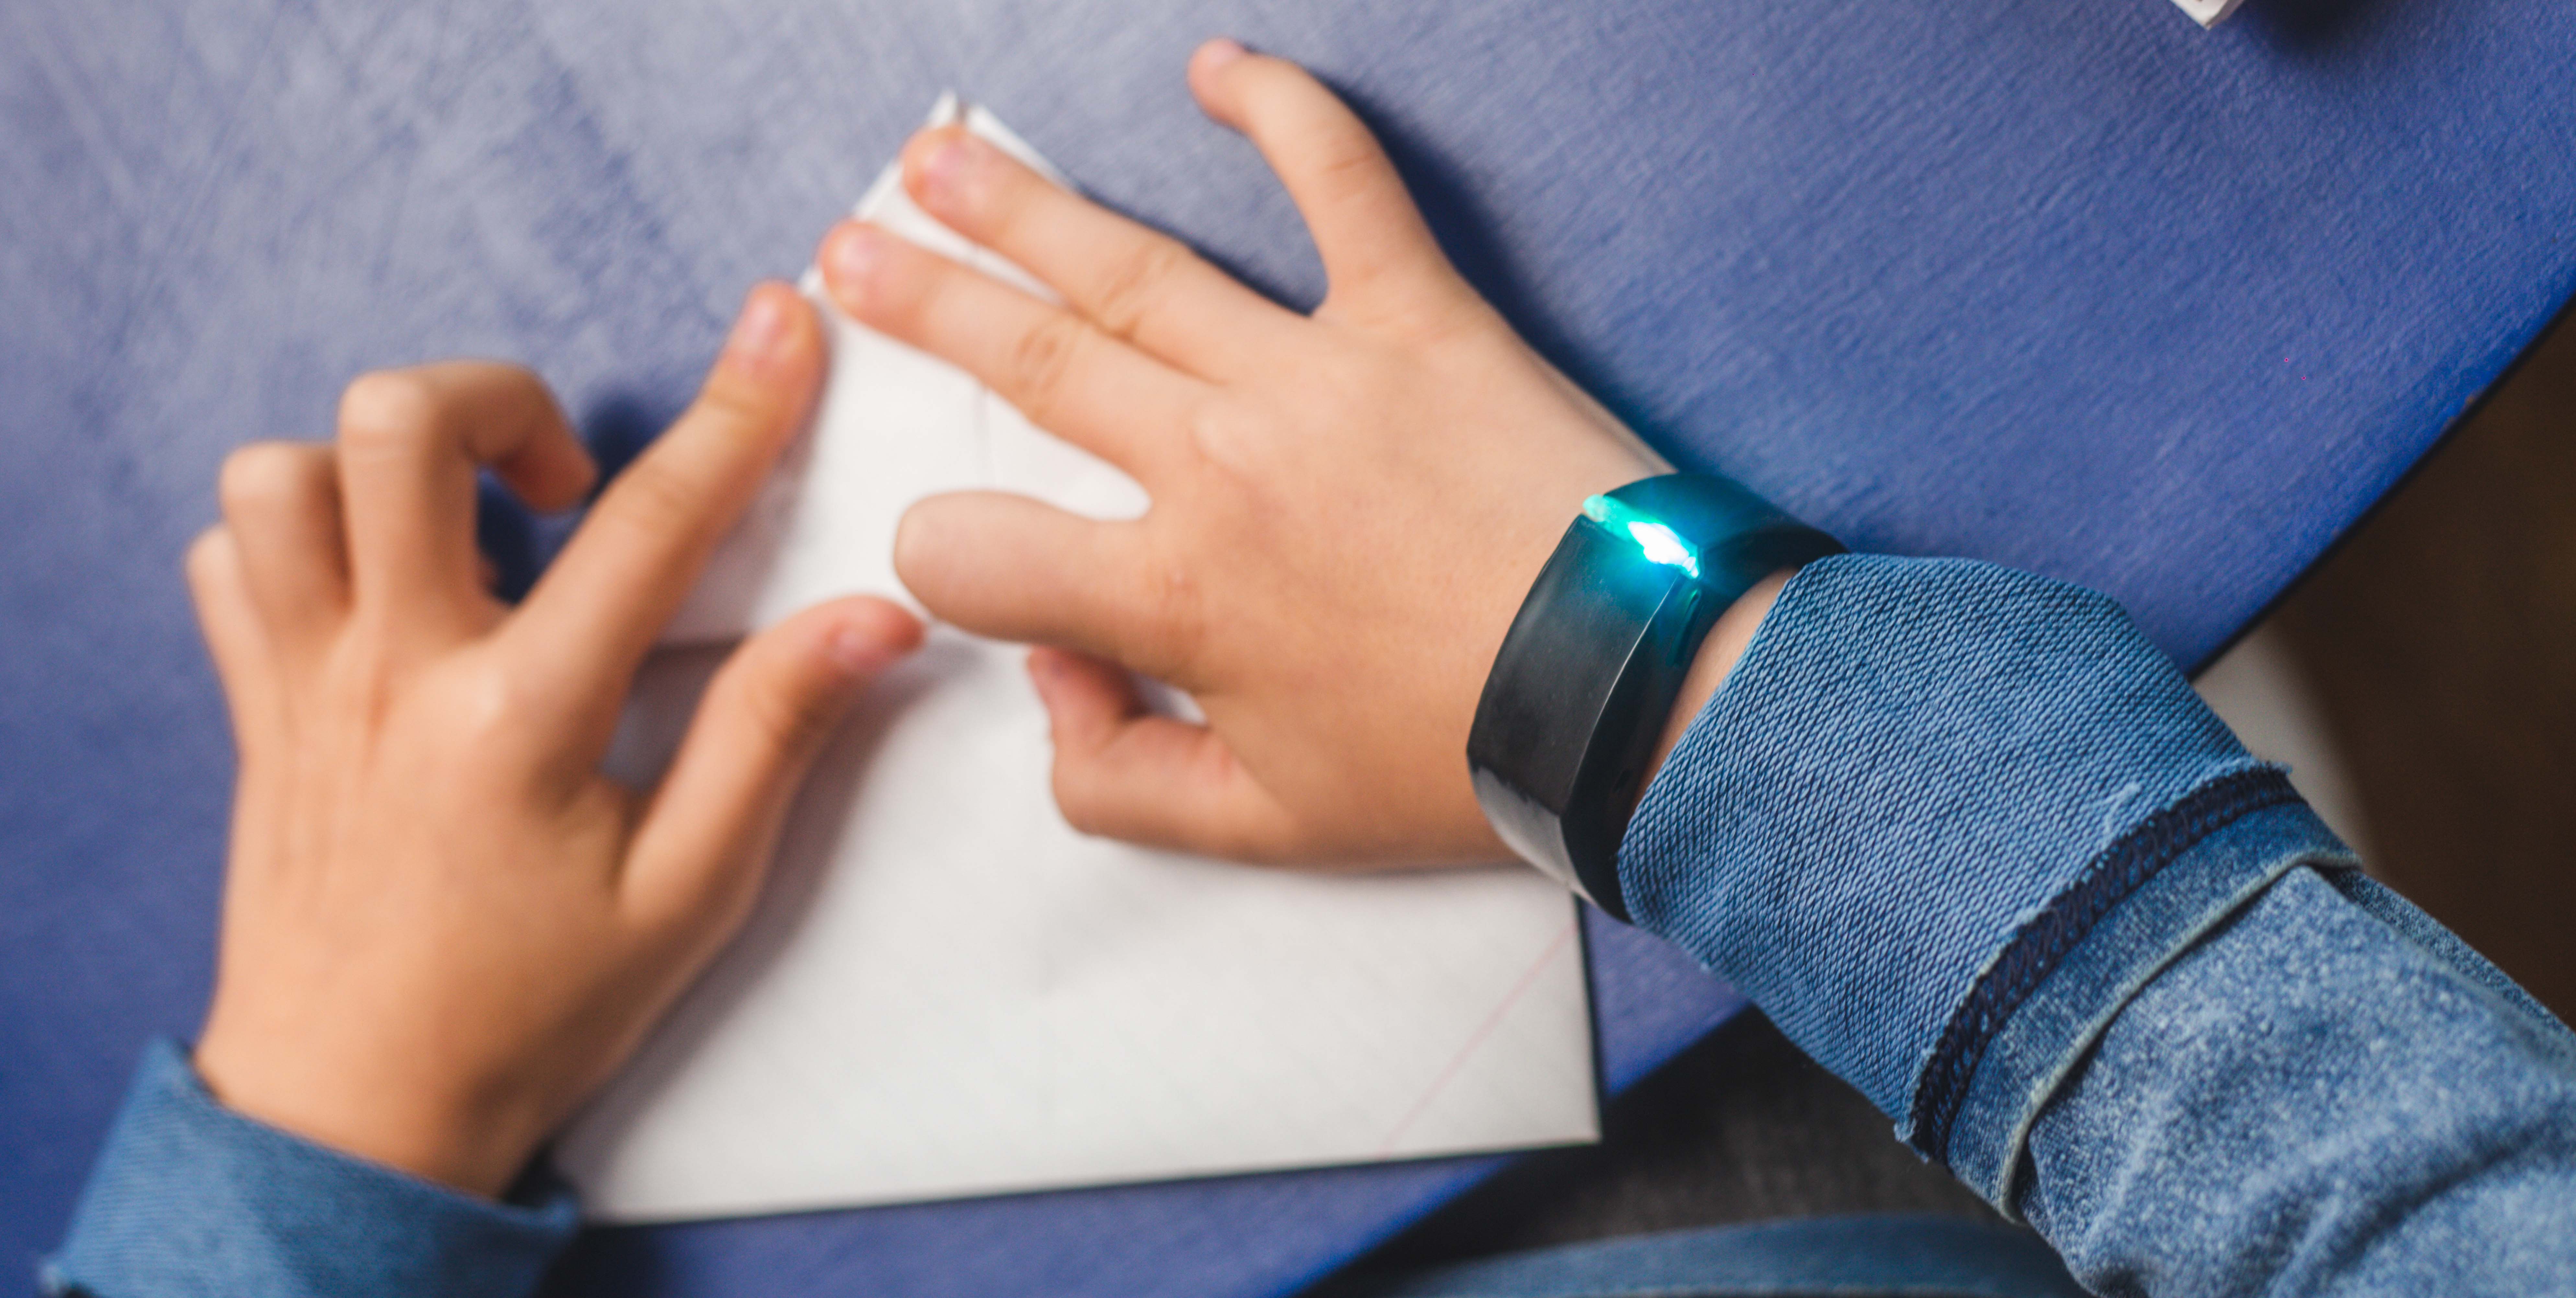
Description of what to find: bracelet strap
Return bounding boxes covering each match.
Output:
[1467,473,1841,919]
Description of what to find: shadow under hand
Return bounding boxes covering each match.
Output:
[2239,0,2408,54]
[474,386,691,603]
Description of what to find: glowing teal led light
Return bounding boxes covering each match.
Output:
[1581,494,1700,579]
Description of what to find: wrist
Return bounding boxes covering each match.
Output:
[194,1023,538,1197]
[1467,474,1838,916]
[1639,567,1793,800]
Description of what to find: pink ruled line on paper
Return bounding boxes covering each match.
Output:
[1374,917,1582,1156]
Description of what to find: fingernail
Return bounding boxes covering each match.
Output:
[827,622,903,676]
[914,133,985,211]
[824,224,887,306]
[1199,37,1247,70]
[725,286,790,360]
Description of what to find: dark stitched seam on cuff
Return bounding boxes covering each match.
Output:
[1906,765,2300,1167]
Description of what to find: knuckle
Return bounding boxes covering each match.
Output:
[316,631,409,736]
[1087,238,1190,339]
[603,455,705,541]
[1122,553,1208,681]
[730,660,840,757]
[1206,800,1309,867]
[184,527,234,587]
[403,654,552,770]
[216,443,311,518]
[1052,784,1106,838]
[1050,762,1121,841]
[1182,397,1262,477]
[1386,286,1487,345]
[479,361,551,405]
[690,368,784,438]
[1176,748,1281,864]
[336,369,443,455]
[1203,822,1282,866]
[1002,314,1087,427]
[1305,129,1387,203]
[453,664,529,750]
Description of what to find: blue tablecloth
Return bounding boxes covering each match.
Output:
[6,0,2572,1295]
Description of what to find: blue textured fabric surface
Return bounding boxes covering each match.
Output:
[43,1042,578,1298]
[8,1,2576,1296]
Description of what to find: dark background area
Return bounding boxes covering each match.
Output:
[2273,310,2576,1021]
[1328,309,2576,1281]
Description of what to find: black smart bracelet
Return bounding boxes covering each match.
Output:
[1467,473,1841,920]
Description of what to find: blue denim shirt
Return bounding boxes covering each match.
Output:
[48,555,2576,1296]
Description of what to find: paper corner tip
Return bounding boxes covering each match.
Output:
[2173,0,2246,26]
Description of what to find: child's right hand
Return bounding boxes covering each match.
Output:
[820,40,1778,870]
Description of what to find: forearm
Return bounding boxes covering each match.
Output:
[1620,553,2576,1292]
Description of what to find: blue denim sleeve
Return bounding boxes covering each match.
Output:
[43,1039,578,1298]
[1620,553,2576,1292]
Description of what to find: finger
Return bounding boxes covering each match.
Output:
[821,221,1206,481]
[217,442,350,652]
[896,125,1300,378]
[334,362,596,621]
[894,491,1195,682]
[509,282,823,727]
[1028,647,1304,862]
[185,528,286,766]
[620,597,924,940]
[1187,40,1460,316]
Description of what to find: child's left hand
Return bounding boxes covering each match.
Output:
[186,284,922,1196]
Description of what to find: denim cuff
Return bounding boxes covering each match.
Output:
[43,1039,577,1298]
[1938,797,2358,1214]
[1618,554,2266,1133]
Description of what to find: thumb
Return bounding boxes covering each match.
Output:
[622,597,923,941]
[895,491,1186,680]
[1028,647,1305,864]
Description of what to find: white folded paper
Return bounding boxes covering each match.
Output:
[555,97,1598,1223]
[2173,0,2246,26]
